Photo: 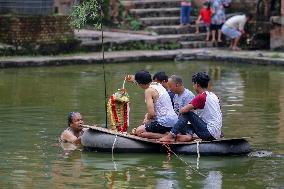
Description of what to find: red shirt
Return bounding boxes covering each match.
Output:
[200,8,212,24]
[191,92,206,109]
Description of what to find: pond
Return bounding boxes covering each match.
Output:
[0,60,283,188]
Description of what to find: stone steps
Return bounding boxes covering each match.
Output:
[147,25,206,35]
[130,8,180,18]
[180,41,213,48]
[117,0,215,50]
[140,17,180,27]
[140,16,197,27]
[121,0,180,9]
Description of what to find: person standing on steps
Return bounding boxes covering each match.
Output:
[195,1,212,41]
[180,0,192,25]
[210,0,226,44]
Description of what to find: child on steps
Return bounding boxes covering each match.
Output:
[195,2,212,41]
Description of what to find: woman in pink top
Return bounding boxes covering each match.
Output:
[180,0,192,25]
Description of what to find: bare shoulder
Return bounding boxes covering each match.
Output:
[60,130,76,142]
[145,87,156,94]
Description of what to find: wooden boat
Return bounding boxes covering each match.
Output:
[81,126,251,155]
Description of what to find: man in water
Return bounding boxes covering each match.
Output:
[60,112,85,145]
[127,70,178,139]
[160,72,222,142]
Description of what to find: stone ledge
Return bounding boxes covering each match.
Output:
[0,49,284,68]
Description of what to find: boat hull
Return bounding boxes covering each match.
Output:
[81,127,251,155]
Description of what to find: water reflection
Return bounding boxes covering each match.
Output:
[203,171,222,189]
[0,61,284,188]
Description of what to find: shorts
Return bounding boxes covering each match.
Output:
[199,21,210,32]
[145,121,172,134]
[221,25,241,39]
[210,24,223,31]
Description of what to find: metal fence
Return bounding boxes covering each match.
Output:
[0,0,54,15]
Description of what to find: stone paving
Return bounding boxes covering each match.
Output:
[0,29,283,68]
[0,47,284,68]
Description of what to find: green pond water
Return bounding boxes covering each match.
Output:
[0,60,283,188]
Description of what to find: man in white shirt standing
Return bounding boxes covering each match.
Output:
[221,13,253,50]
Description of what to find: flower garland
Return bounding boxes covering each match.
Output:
[107,89,129,132]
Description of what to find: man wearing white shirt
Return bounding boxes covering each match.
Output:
[221,13,253,50]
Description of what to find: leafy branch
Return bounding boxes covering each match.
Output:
[70,0,102,29]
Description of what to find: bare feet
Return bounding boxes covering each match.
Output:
[159,133,175,142]
[131,128,137,135]
[176,134,193,142]
[232,46,241,51]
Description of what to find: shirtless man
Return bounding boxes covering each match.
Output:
[127,71,178,139]
[60,112,85,145]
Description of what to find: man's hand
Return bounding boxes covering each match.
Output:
[125,75,135,83]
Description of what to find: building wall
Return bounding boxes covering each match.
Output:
[54,0,75,15]
[0,0,54,15]
[0,15,74,45]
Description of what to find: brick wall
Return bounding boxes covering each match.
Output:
[54,0,74,15]
[229,0,258,13]
[0,15,74,45]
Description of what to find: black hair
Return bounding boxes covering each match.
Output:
[153,71,168,82]
[67,112,80,126]
[245,12,253,20]
[135,70,152,85]
[204,1,210,10]
[192,72,210,88]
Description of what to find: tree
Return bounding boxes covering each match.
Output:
[70,0,103,29]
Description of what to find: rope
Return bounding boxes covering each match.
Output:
[112,134,118,160]
[196,140,200,169]
[162,144,206,177]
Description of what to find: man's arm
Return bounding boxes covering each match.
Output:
[60,130,81,144]
[180,103,195,114]
[145,88,156,120]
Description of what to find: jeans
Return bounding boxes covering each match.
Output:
[180,6,191,25]
[171,111,215,141]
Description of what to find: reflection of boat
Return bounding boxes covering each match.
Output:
[81,126,251,155]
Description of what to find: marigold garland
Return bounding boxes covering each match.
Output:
[107,89,130,132]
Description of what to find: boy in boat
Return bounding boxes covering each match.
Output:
[160,72,222,142]
[60,112,86,145]
[167,75,196,141]
[126,70,178,139]
[152,71,175,107]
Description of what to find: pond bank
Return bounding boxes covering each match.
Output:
[0,48,284,68]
